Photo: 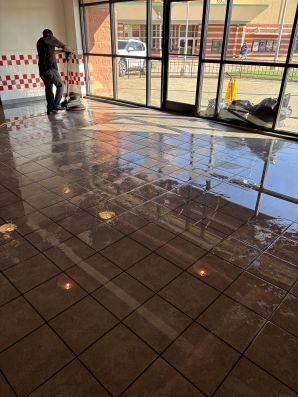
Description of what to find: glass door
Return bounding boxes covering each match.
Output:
[165,0,204,113]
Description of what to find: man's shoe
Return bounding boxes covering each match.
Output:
[54,105,64,111]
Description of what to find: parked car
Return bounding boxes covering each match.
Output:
[117,39,146,76]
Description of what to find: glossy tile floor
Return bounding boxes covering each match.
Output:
[0,99,297,397]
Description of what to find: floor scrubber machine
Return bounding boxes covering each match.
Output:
[61,51,85,111]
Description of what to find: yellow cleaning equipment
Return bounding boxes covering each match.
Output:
[225,73,237,105]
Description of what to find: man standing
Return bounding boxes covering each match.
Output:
[37,29,73,114]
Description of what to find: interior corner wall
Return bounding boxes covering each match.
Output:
[0,0,85,103]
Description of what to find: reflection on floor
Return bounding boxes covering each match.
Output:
[0,99,297,397]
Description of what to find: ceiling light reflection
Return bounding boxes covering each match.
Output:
[57,277,74,290]
[63,186,72,194]
[198,270,207,277]
[99,211,115,220]
[0,223,17,234]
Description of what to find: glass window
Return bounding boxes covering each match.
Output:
[291,32,298,63]
[150,60,162,107]
[169,1,203,56]
[84,4,111,54]
[198,63,220,116]
[151,0,163,56]
[226,0,297,63]
[81,0,106,3]
[115,1,147,56]
[252,40,278,53]
[87,55,113,98]
[277,68,298,133]
[116,58,146,104]
[211,40,222,54]
[118,40,128,50]
[167,56,199,104]
[219,65,284,129]
[204,1,226,60]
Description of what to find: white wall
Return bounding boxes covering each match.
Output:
[0,0,67,51]
[0,0,85,103]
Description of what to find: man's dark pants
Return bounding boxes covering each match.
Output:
[40,69,64,111]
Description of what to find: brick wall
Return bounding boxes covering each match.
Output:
[85,6,114,97]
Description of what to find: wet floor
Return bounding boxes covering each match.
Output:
[0,99,297,397]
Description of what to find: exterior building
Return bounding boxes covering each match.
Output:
[116,0,298,61]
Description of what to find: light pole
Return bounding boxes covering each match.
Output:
[182,1,190,74]
[274,0,289,63]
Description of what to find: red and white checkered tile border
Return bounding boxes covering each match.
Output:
[0,74,44,91]
[0,51,86,99]
[0,53,83,66]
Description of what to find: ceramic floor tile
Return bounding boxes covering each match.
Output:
[245,323,298,391]
[0,191,21,208]
[108,211,149,234]
[25,274,87,320]
[214,357,297,397]
[282,222,298,243]
[250,215,293,235]
[198,295,266,352]
[50,296,118,354]
[22,190,64,209]
[0,325,74,397]
[4,253,60,293]
[213,237,261,269]
[267,237,298,267]
[128,253,181,292]
[124,295,191,352]
[0,296,44,351]
[163,322,240,396]
[132,202,170,222]
[181,223,224,251]
[65,254,122,292]
[70,190,110,209]
[248,253,298,291]
[101,236,150,270]
[77,223,124,251]
[0,273,19,306]
[290,281,298,297]
[233,223,279,250]
[189,253,242,292]
[58,211,100,235]
[132,184,166,199]
[1,98,298,397]
[0,201,35,221]
[86,200,127,219]
[80,324,156,396]
[159,272,219,318]
[93,272,154,320]
[40,200,80,222]
[225,272,286,318]
[0,237,39,271]
[156,236,207,269]
[26,223,71,251]
[153,191,186,210]
[44,237,96,270]
[29,360,109,397]
[122,358,204,397]
[13,211,52,236]
[0,372,15,397]
[271,294,298,337]
[131,223,176,251]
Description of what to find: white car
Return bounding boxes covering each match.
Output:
[117,39,147,76]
